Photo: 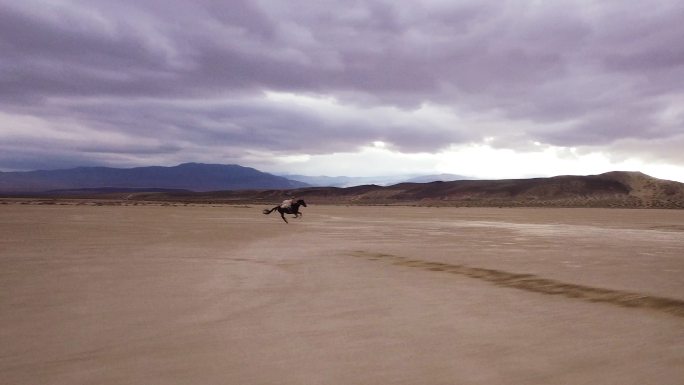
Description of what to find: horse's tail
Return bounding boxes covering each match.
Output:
[262,206,278,215]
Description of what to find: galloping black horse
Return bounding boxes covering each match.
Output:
[262,199,307,223]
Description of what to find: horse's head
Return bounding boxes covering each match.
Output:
[296,199,307,207]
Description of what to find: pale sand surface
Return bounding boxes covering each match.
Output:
[1,204,683,384]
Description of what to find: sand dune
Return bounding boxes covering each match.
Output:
[1,204,683,384]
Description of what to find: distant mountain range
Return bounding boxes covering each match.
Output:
[4,165,683,209]
[125,171,684,209]
[0,163,476,193]
[402,173,473,183]
[281,174,405,187]
[0,163,308,193]
[281,173,473,187]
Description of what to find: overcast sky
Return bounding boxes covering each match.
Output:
[1,0,683,181]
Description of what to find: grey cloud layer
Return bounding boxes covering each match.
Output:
[1,0,683,169]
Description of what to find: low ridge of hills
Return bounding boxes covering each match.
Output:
[0,163,308,193]
[127,171,684,209]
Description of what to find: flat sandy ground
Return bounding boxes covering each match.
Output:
[1,203,683,385]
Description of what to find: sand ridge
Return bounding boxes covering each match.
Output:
[352,251,684,318]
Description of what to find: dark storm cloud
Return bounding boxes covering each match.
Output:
[50,96,469,155]
[1,0,683,169]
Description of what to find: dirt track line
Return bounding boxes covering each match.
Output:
[351,251,684,318]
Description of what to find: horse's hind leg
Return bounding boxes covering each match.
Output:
[280,212,289,223]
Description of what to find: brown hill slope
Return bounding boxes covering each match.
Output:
[124,171,684,208]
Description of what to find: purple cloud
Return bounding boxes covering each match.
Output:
[1,0,683,172]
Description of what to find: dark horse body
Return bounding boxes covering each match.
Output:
[262,199,307,223]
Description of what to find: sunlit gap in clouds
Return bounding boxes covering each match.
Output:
[260,140,684,182]
[257,92,684,182]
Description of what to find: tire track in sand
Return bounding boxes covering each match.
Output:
[351,251,684,318]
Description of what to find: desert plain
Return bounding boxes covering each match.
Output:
[1,202,683,384]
